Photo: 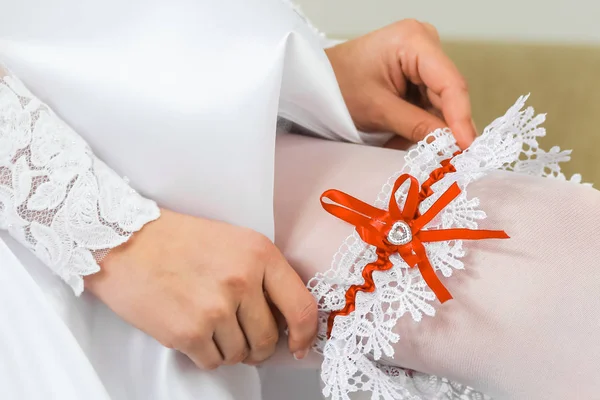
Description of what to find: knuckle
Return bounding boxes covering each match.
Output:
[254,331,279,353]
[395,19,429,39]
[202,362,221,371]
[226,348,250,365]
[411,120,436,142]
[422,22,440,39]
[205,303,230,322]
[248,349,276,365]
[245,231,276,263]
[452,76,469,93]
[170,326,206,350]
[397,18,422,32]
[224,273,249,293]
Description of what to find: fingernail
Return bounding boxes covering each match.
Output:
[293,348,309,360]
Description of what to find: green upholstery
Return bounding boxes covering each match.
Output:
[443,41,600,184]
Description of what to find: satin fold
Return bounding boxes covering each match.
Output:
[0,0,367,399]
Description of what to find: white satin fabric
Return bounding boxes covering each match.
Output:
[0,0,377,399]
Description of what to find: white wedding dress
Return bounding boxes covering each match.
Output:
[3,1,598,400]
[0,0,381,399]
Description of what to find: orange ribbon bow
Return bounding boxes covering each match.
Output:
[321,160,509,337]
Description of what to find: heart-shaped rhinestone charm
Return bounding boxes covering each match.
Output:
[387,221,413,245]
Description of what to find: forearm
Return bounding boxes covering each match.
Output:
[0,65,160,294]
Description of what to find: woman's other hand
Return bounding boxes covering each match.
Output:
[326,19,476,149]
[85,209,317,369]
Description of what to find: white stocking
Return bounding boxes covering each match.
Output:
[274,127,599,399]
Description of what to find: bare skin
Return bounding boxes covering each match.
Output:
[326,19,476,149]
[83,18,476,371]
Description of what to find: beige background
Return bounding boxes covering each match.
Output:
[296,1,600,184]
[296,0,600,44]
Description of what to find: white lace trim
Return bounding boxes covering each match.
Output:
[309,96,586,400]
[0,70,160,295]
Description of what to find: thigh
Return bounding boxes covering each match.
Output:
[274,133,402,282]
[274,132,600,399]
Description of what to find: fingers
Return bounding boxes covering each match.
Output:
[415,45,475,148]
[384,135,413,150]
[438,84,476,149]
[399,30,476,148]
[421,22,440,42]
[185,337,223,370]
[380,92,447,142]
[213,317,249,365]
[238,292,279,365]
[411,85,444,121]
[263,252,317,359]
[426,87,443,111]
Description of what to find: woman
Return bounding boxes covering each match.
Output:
[1,1,598,399]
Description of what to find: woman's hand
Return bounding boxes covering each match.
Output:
[85,209,317,369]
[326,19,476,149]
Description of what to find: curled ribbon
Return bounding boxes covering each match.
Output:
[321,159,509,337]
[419,155,460,200]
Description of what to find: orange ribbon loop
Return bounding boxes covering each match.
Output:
[321,160,509,337]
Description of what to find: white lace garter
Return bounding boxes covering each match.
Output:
[0,69,160,295]
[308,96,585,400]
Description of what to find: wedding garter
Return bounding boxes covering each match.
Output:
[308,96,585,400]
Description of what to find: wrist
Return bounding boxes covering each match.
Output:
[85,209,165,295]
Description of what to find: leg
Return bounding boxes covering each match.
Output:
[274,132,600,399]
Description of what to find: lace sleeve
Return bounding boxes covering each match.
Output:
[0,67,161,295]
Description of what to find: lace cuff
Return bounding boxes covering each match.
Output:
[0,68,161,295]
[310,96,586,400]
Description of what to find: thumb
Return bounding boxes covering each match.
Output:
[379,93,447,143]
